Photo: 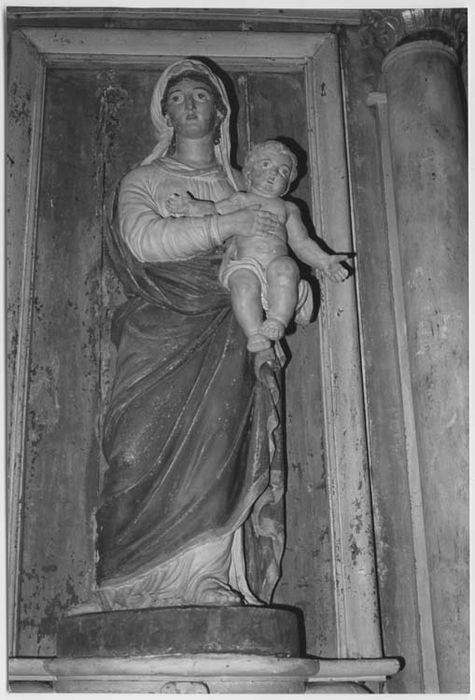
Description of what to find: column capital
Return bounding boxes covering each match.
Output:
[361,8,466,56]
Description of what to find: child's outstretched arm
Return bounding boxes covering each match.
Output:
[286,202,351,282]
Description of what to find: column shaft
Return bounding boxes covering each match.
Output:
[382,40,468,692]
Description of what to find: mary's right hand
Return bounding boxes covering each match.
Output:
[219,205,279,241]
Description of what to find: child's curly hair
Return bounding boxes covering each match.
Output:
[243,140,298,195]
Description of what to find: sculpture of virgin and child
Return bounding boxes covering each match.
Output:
[71,57,348,614]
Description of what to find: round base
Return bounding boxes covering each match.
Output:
[57,606,303,658]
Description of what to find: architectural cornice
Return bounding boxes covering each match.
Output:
[361,8,467,55]
[7,7,362,33]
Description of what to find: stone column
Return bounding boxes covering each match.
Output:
[364,9,468,693]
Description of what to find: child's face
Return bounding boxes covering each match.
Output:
[247,149,293,197]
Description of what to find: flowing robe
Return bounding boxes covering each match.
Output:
[96,157,285,605]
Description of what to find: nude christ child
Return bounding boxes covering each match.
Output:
[166,140,349,352]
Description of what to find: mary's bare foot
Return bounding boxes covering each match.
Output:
[261,318,285,340]
[247,333,271,352]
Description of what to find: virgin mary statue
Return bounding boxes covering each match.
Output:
[73,58,286,613]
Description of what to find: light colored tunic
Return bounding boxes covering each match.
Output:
[118,157,234,262]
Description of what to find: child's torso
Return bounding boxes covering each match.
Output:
[232,193,289,265]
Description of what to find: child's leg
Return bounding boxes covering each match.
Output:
[261,256,300,340]
[227,269,271,352]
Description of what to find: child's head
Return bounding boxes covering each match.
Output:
[243,140,298,197]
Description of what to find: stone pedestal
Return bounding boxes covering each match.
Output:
[53,606,306,693]
[10,653,401,693]
[57,606,302,658]
[47,654,319,693]
[44,607,401,692]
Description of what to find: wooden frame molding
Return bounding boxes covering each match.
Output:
[20,28,327,65]
[367,90,440,691]
[306,34,381,658]
[7,29,47,656]
[9,7,362,25]
[8,26,381,660]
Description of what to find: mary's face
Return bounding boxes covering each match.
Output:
[164,77,219,140]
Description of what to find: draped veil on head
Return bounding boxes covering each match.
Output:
[141,58,240,191]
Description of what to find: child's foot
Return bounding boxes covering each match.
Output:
[261,318,286,340]
[247,333,272,352]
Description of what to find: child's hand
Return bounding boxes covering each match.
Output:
[165,192,194,216]
[316,254,352,282]
[166,192,217,217]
